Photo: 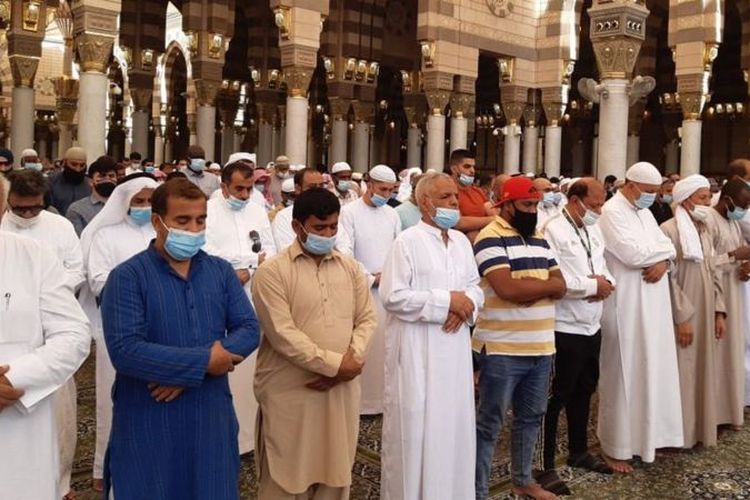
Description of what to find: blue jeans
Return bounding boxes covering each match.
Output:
[475,353,553,499]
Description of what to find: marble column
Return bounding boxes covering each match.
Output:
[258,121,273,168]
[188,114,197,146]
[284,67,314,165]
[154,132,164,165]
[329,97,351,165]
[221,127,235,164]
[522,125,538,175]
[58,125,73,158]
[626,134,639,167]
[501,88,526,174]
[352,122,370,173]
[425,90,450,172]
[450,114,468,153]
[195,80,220,161]
[131,110,149,157]
[407,126,422,169]
[678,89,707,177]
[591,124,599,175]
[595,79,630,181]
[164,140,173,163]
[368,125,377,167]
[665,138,680,174]
[502,124,521,174]
[10,86,35,162]
[75,34,114,163]
[542,93,566,178]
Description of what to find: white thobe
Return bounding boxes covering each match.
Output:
[0,211,85,494]
[339,198,401,414]
[537,203,563,231]
[378,221,482,500]
[0,211,85,291]
[204,196,277,454]
[87,219,155,478]
[0,232,90,500]
[597,192,683,461]
[737,211,750,406]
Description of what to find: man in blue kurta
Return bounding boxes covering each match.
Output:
[101,178,259,499]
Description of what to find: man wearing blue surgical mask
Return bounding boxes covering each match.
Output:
[534,176,563,230]
[20,148,43,172]
[329,161,360,206]
[251,187,376,500]
[101,177,259,499]
[448,149,495,242]
[338,164,402,415]
[180,144,220,197]
[649,177,675,225]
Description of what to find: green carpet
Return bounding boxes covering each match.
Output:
[68,350,750,499]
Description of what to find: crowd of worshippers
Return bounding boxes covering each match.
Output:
[2,142,750,500]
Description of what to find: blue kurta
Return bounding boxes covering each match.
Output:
[101,242,259,500]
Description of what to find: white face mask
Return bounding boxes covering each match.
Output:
[5,210,40,229]
[579,200,600,226]
[690,204,711,222]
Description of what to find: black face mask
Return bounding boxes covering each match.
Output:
[63,166,86,184]
[511,206,538,238]
[93,181,116,198]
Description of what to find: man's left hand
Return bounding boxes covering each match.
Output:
[147,383,185,402]
[442,311,464,333]
[0,366,24,412]
[715,314,727,340]
[372,273,382,287]
[642,261,668,283]
[306,376,340,391]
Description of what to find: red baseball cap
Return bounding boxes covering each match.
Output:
[497,176,541,205]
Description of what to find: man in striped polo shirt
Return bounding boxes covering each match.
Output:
[473,176,567,500]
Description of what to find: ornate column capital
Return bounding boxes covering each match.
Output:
[284,66,314,98]
[9,55,39,87]
[676,73,709,120]
[501,85,529,126]
[194,80,221,107]
[75,33,115,73]
[588,1,649,80]
[257,102,277,124]
[328,97,352,121]
[53,77,79,123]
[425,90,451,116]
[216,88,240,126]
[130,88,153,113]
[450,93,475,119]
[351,100,374,123]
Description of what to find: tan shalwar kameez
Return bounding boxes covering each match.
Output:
[705,208,746,427]
[661,219,725,447]
[251,240,377,499]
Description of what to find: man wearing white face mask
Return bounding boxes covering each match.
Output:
[204,161,276,455]
[181,145,220,197]
[597,161,682,473]
[79,173,159,491]
[379,173,483,500]
[329,161,359,206]
[338,164,401,415]
[20,148,43,172]
[538,178,616,494]
[660,175,728,450]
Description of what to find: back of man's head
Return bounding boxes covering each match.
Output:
[9,169,48,197]
[727,159,750,180]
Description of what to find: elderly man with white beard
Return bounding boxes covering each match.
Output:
[379,173,482,499]
[597,162,682,473]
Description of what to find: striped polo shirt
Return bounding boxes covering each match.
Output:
[472,216,559,356]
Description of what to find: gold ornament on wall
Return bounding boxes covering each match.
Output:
[274,7,291,41]
[420,41,435,68]
[498,57,515,84]
[208,33,223,59]
[367,62,379,84]
[141,49,154,70]
[23,1,41,32]
[344,58,356,80]
[486,0,513,18]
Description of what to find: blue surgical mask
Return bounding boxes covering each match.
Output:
[159,217,206,261]
[633,185,657,210]
[542,192,561,207]
[432,207,460,230]
[128,207,152,226]
[301,228,336,255]
[371,193,389,207]
[24,162,43,172]
[189,159,206,172]
[458,174,474,187]
[661,194,673,204]
[226,195,248,211]
[337,180,351,192]
[254,184,265,193]
[144,165,155,174]
[728,203,747,221]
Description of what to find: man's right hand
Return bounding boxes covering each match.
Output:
[336,348,364,381]
[206,341,244,376]
[676,321,693,348]
[235,269,251,285]
[449,291,475,321]
[732,245,750,261]
[0,365,24,412]
[594,275,615,300]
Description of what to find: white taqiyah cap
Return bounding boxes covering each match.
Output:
[21,148,38,158]
[673,174,710,204]
[369,164,396,183]
[625,161,663,186]
[281,178,295,193]
[208,162,221,171]
[227,152,255,165]
[290,164,305,172]
[331,161,351,174]
[352,172,363,181]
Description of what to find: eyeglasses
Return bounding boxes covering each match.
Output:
[8,203,45,217]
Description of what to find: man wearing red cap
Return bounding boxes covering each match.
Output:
[472,176,567,500]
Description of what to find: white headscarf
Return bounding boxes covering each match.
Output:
[672,174,710,261]
[80,176,159,265]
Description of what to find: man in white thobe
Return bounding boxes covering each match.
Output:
[0,170,85,497]
[79,175,159,488]
[0,177,91,500]
[339,164,401,414]
[534,177,563,229]
[379,173,482,500]
[204,161,276,453]
[597,162,682,472]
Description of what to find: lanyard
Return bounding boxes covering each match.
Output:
[562,208,595,275]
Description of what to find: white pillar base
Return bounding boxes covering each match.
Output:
[426,114,446,172]
[665,139,679,175]
[10,86,35,166]
[331,119,348,165]
[544,125,562,178]
[78,72,109,164]
[596,79,630,181]
[154,136,164,165]
[352,122,369,173]
[503,124,521,174]
[196,105,216,161]
[522,125,538,175]
[407,126,422,169]
[626,135,640,168]
[450,116,467,153]
[258,122,273,169]
[285,96,308,165]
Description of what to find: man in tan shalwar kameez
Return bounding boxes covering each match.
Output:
[252,188,376,500]
[705,178,750,430]
[661,175,727,448]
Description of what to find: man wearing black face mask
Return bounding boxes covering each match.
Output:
[473,176,567,500]
[49,146,91,215]
[66,155,118,236]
